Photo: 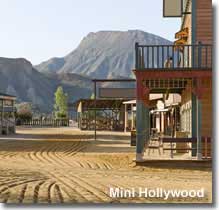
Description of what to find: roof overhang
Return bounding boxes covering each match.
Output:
[0,95,16,100]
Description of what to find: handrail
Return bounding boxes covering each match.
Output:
[135,42,212,70]
[1,118,15,126]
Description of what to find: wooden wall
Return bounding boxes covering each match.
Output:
[201,78,212,137]
[195,0,212,137]
[181,87,191,104]
[180,78,212,138]
[195,0,213,44]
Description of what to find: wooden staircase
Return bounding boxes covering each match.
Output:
[0,118,15,135]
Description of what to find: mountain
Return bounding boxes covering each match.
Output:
[0,57,92,112]
[35,30,172,78]
[0,30,172,113]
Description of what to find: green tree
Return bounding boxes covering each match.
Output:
[90,93,94,99]
[16,102,33,121]
[54,86,68,118]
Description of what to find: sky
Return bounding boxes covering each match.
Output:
[0,0,180,65]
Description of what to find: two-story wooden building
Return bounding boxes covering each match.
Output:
[134,0,212,161]
[0,93,16,135]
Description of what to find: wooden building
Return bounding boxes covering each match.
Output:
[122,94,172,132]
[134,0,212,161]
[75,99,126,131]
[0,93,16,135]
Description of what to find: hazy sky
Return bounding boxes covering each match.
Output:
[0,0,180,64]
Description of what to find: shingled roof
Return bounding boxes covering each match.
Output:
[0,92,16,100]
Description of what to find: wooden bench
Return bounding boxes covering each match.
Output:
[160,137,211,159]
[161,137,195,158]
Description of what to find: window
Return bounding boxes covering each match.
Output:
[3,100,13,106]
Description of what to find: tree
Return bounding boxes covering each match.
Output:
[16,102,33,121]
[90,93,94,99]
[54,86,68,118]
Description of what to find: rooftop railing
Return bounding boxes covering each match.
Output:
[135,42,212,70]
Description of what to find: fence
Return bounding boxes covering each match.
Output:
[18,119,69,127]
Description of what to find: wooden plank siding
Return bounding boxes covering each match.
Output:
[180,78,212,138]
[195,0,213,45]
[201,78,212,137]
[177,0,213,141]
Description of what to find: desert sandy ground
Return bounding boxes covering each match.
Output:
[0,127,212,204]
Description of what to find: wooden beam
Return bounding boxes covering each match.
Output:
[196,97,202,160]
[133,69,212,79]
[192,93,197,156]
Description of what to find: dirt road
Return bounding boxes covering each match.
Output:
[0,127,212,203]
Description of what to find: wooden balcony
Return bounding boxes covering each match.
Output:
[135,42,212,70]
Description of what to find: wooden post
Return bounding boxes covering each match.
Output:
[94,81,97,140]
[136,101,150,161]
[204,137,208,158]
[163,112,166,135]
[12,100,16,133]
[131,104,134,130]
[196,97,202,160]
[154,112,157,131]
[135,42,139,69]
[0,99,3,135]
[159,112,162,133]
[161,112,164,133]
[124,104,128,132]
[136,77,150,161]
[192,93,197,156]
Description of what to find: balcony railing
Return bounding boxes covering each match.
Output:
[135,42,212,70]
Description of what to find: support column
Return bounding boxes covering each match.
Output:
[12,100,16,134]
[196,97,202,160]
[124,104,128,132]
[193,79,203,160]
[136,78,150,161]
[159,112,162,133]
[191,93,197,156]
[136,101,150,161]
[1,101,4,135]
[163,113,166,135]
[131,104,134,130]
[155,113,157,130]
[94,81,97,140]
[151,112,154,129]
[161,112,164,133]
[0,100,2,135]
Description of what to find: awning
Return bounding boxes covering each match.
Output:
[0,92,16,100]
[150,108,170,113]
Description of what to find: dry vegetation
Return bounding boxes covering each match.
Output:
[0,127,212,204]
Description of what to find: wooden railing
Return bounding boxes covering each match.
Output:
[17,119,69,127]
[160,136,211,159]
[2,118,15,127]
[135,42,212,70]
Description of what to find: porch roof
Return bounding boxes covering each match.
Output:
[0,92,16,100]
[73,99,126,112]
